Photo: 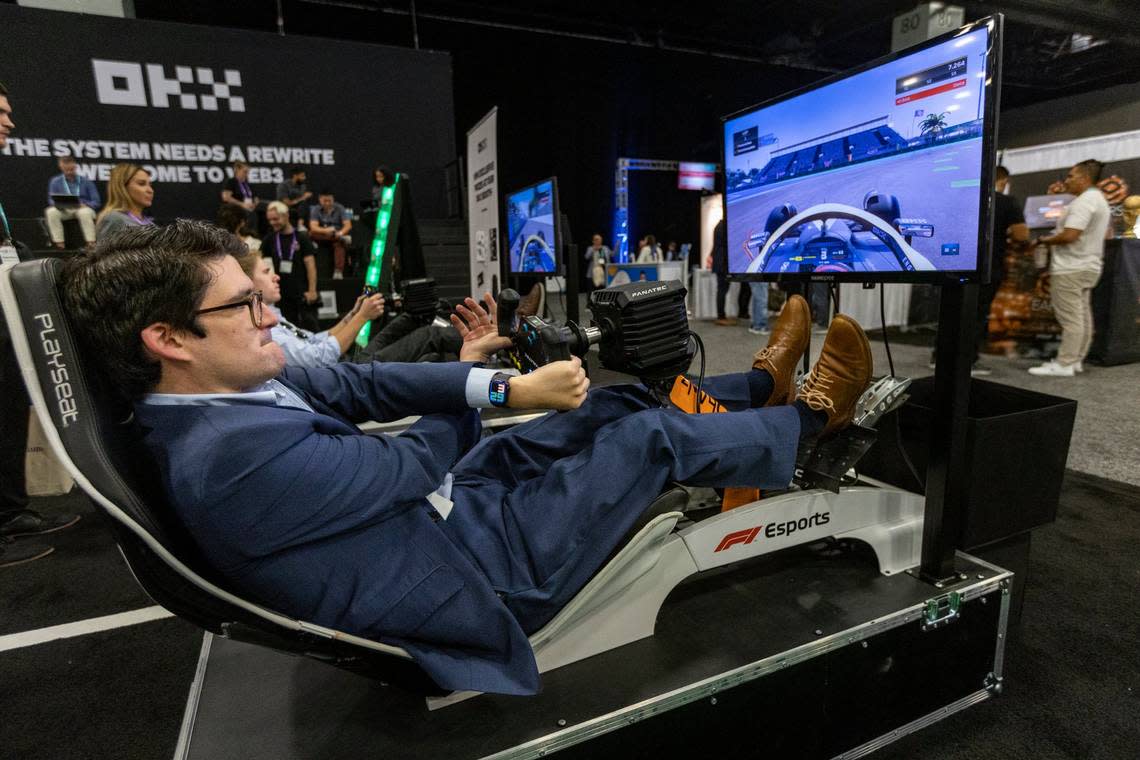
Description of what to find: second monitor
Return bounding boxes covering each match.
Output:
[506,176,561,274]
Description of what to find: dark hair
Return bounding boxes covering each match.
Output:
[288,165,304,176]
[1074,159,1104,183]
[373,165,394,187]
[995,165,1009,181]
[60,220,239,400]
[0,81,8,97]
[318,188,333,197]
[215,203,248,235]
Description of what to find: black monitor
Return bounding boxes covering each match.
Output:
[722,16,1002,283]
[505,176,562,274]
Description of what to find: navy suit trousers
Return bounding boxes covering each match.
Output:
[445,373,799,633]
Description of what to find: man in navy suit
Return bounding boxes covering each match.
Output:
[61,221,873,695]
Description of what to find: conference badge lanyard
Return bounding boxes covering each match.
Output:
[276,232,298,275]
[0,200,18,266]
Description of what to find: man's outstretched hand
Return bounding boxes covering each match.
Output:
[509,356,589,410]
[453,292,512,363]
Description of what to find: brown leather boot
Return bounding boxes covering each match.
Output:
[517,283,545,317]
[752,294,810,406]
[797,314,873,437]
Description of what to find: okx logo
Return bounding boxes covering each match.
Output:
[714,526,762,552]
[92,59,245,112]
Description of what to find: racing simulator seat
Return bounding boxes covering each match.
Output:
[5,257,922,686]
[3,260,1010,759]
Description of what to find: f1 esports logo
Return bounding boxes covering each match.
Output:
[713,512,832,553]
[92,59,245,112]
[714,526,762,552]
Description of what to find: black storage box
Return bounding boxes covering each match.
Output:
[1090,238,1140,366]
[859,377,1076,548]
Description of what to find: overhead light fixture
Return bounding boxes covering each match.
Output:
[945,104,960,112]
[954,91,971,99]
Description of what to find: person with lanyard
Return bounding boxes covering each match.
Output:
[222,161,265,235]
[583,233,611,292]
[94,163,156,239]
[259,200,318,329]
[44,155,101,249]
[0,81,80,568]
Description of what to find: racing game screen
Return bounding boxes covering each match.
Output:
[724,26,992,278]
[506,178,560,273]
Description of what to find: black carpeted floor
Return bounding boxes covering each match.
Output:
[875,471,1140,760]
[1,472,1136,758]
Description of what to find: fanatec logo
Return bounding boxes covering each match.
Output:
[631,284,668,298]
[92,59,245,112]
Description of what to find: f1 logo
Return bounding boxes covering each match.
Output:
[714,526,762,552]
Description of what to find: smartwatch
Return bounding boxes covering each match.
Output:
[488,372,511,408]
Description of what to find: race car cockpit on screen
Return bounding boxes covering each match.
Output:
[744,191,936,275]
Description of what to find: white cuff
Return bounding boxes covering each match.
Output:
[465,367,520,408]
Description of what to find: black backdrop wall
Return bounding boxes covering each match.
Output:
[130,1,824,252]
[0,4,456,222]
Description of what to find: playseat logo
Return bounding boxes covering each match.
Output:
[34,314,79,428]
[92,59,245,112]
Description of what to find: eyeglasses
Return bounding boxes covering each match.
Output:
[193,291,264,327]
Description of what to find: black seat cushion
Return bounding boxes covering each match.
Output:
[8,258,441,692]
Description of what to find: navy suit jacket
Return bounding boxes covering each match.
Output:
[134,362,542,695]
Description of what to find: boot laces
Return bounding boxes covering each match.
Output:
[753,346,776,364]
[799,370,836,412]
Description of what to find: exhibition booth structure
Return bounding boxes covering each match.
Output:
[1,13,1069,760]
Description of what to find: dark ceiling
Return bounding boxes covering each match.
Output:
[125,0,1140,109]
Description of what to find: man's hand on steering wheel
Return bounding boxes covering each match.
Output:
[453,292,512,363]
[509,357,589,410]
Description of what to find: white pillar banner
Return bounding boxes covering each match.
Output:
[1001,129,1140,176]
[466,107,501,298]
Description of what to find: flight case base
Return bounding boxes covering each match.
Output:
[175,548,1010,760]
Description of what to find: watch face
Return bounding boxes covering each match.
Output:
[489,378,509,406]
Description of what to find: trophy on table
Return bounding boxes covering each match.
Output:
[1122,195,1140,239]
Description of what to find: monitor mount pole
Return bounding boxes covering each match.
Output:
[919,282,978,584]
[566,243,580,324]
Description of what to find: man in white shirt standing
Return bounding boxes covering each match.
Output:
[1029,160,1110,377]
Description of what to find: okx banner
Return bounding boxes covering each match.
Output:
[466,107,500,298]
[0,4,456,223]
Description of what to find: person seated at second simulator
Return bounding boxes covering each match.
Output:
[238,246,506,366]
[259,201,318,327]
[44,155,101,249]
[307,190,352,279]
[60,221,872,696]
